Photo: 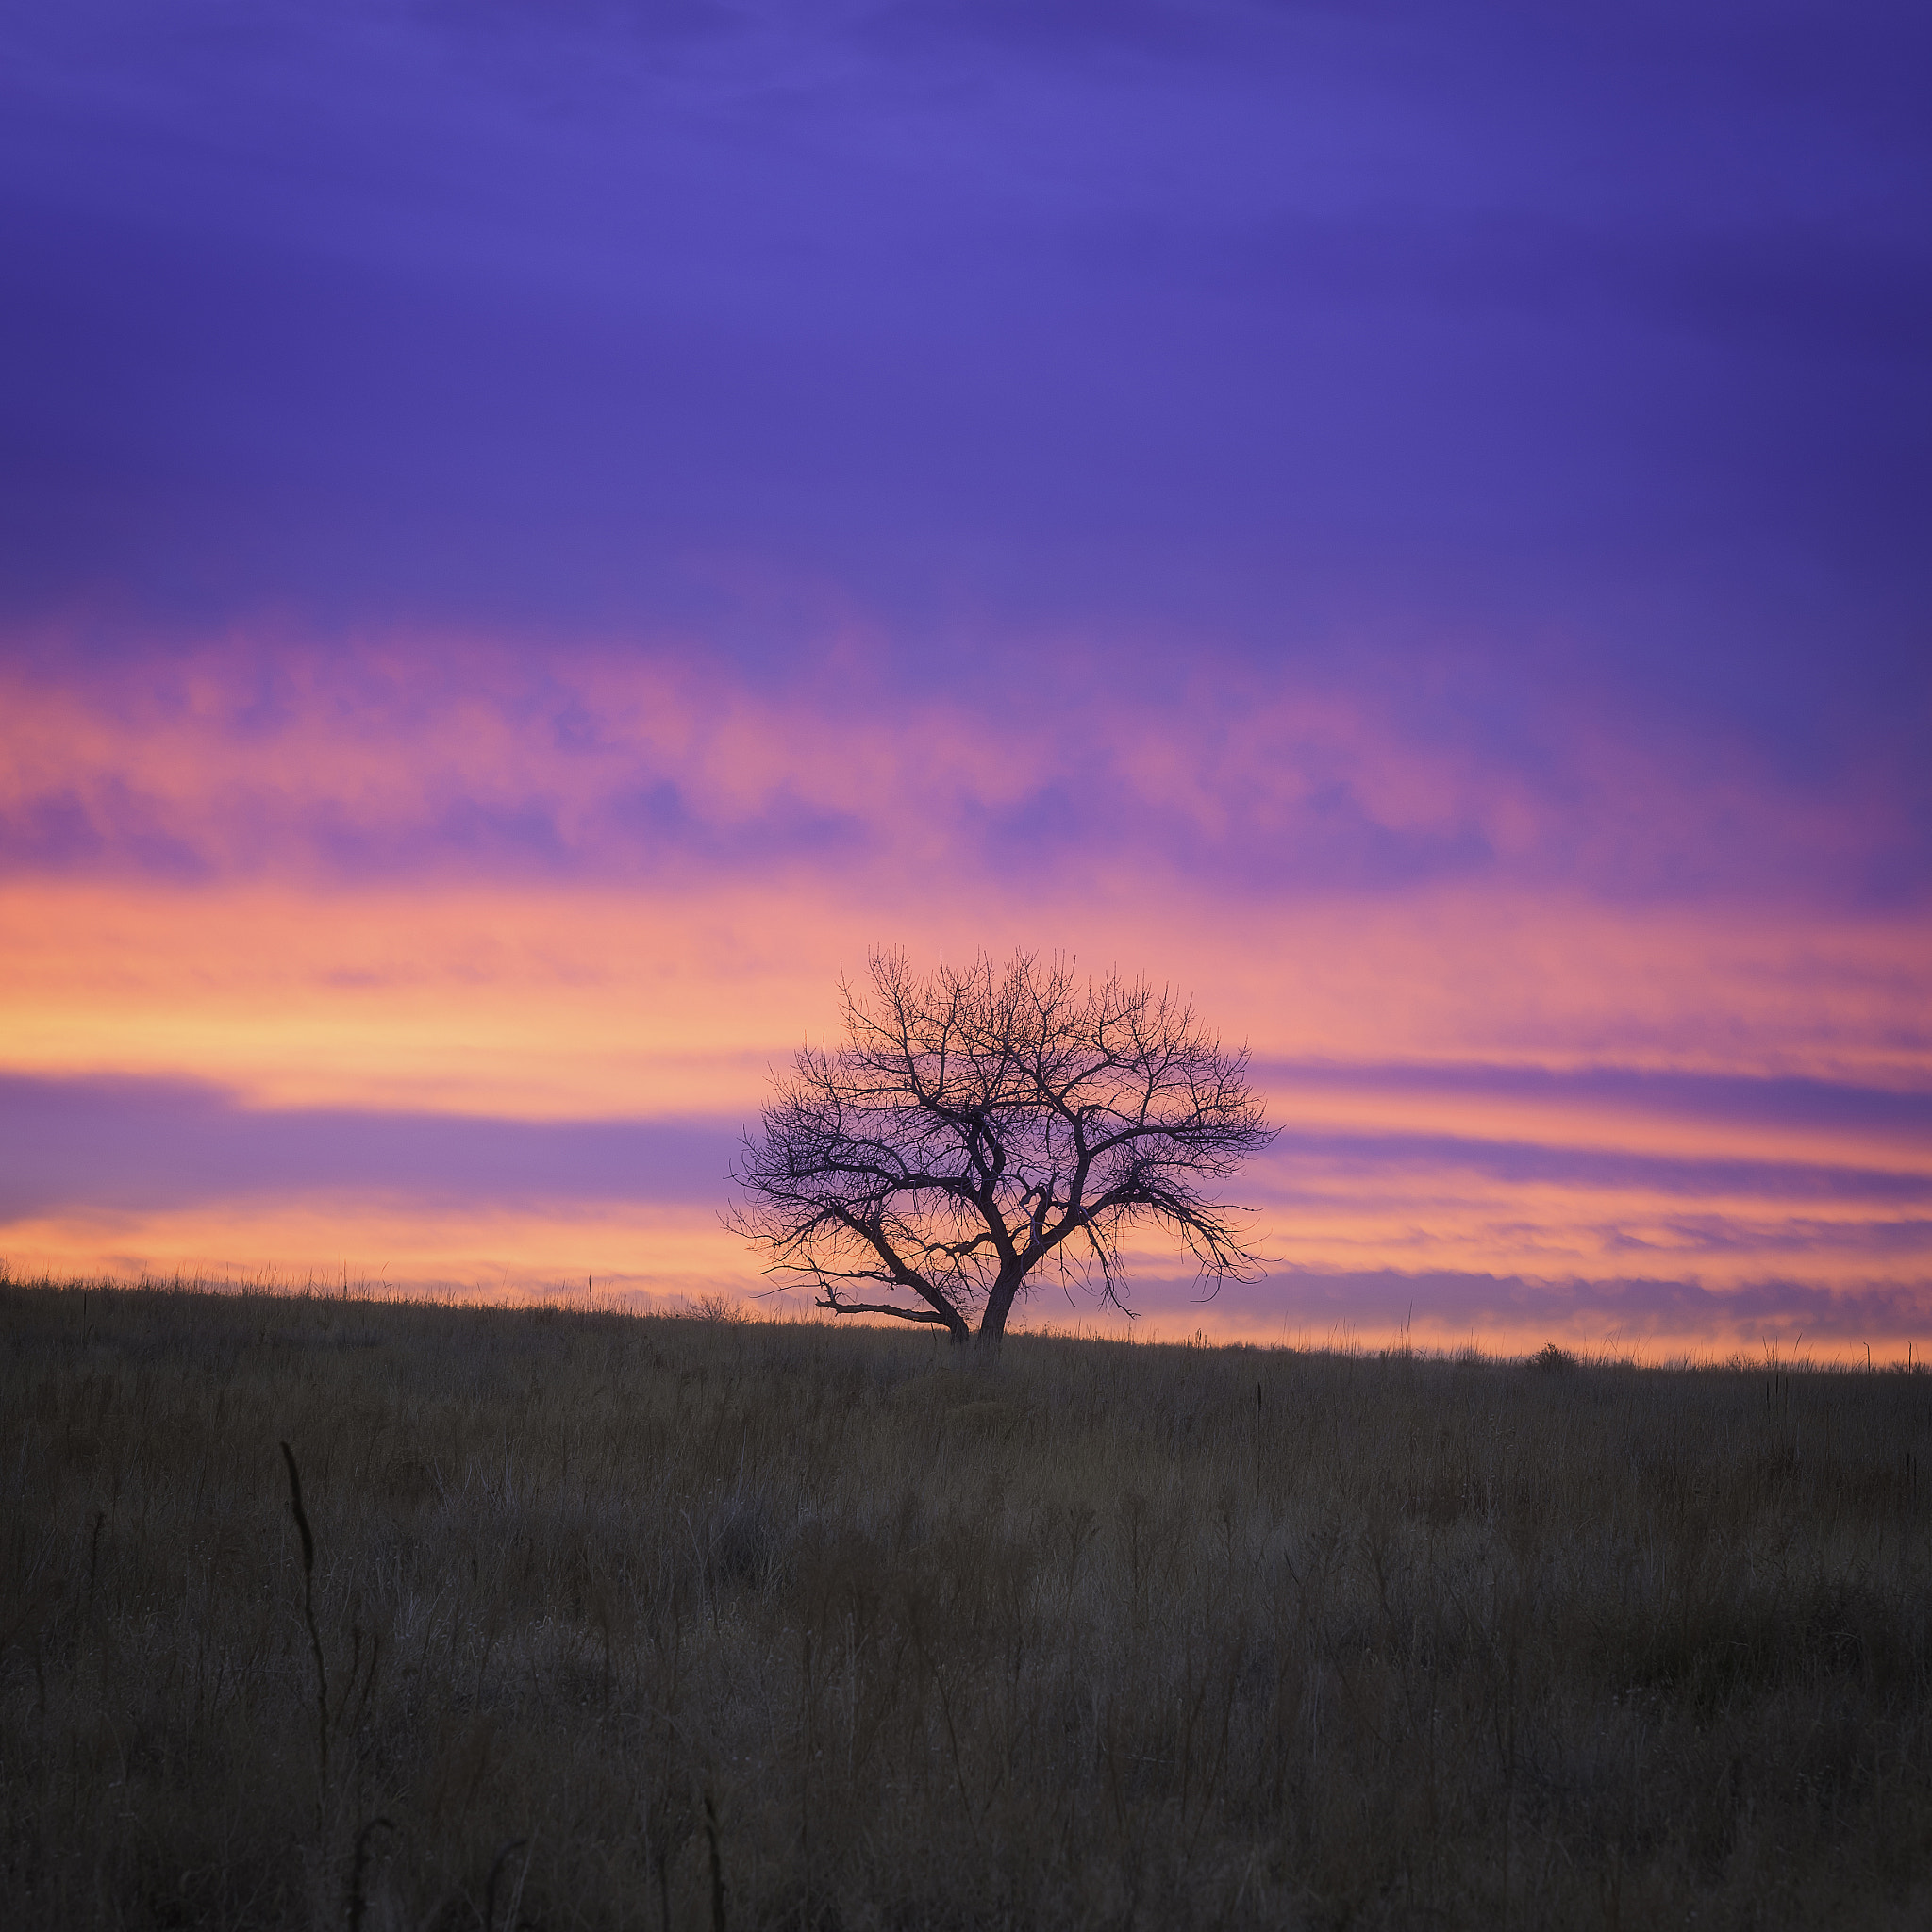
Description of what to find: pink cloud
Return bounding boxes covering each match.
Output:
[1,624,1916,910]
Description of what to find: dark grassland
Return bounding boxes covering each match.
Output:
[3,1281,1930,1930]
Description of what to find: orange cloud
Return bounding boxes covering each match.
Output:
[5,628,1928,1358]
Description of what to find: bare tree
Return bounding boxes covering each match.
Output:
[726,949,1274,1351]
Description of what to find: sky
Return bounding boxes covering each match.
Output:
[3,1,1929,1357]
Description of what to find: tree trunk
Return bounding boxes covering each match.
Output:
[974,1273,1023,1355]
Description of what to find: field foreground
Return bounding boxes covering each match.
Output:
[2,1283,1930,1929]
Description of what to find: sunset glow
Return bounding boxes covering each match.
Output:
[4,5,1927,1358]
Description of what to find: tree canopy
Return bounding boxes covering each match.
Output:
[727,949,1274,1348]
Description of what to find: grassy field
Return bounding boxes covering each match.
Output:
[2,1279,1929,1930]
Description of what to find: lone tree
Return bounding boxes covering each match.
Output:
[727,949,1274,1350]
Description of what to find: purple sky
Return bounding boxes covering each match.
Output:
[4,2,1929,1349]
[7,5,1927,743]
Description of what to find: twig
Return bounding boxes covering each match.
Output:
[279,1441,329,1800]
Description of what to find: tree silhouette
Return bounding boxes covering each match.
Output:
[727,949,1274,1350]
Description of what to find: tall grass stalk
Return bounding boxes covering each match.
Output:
[280,1440,330,1810]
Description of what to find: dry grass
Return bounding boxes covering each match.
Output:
[3,1276,1930,1929]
